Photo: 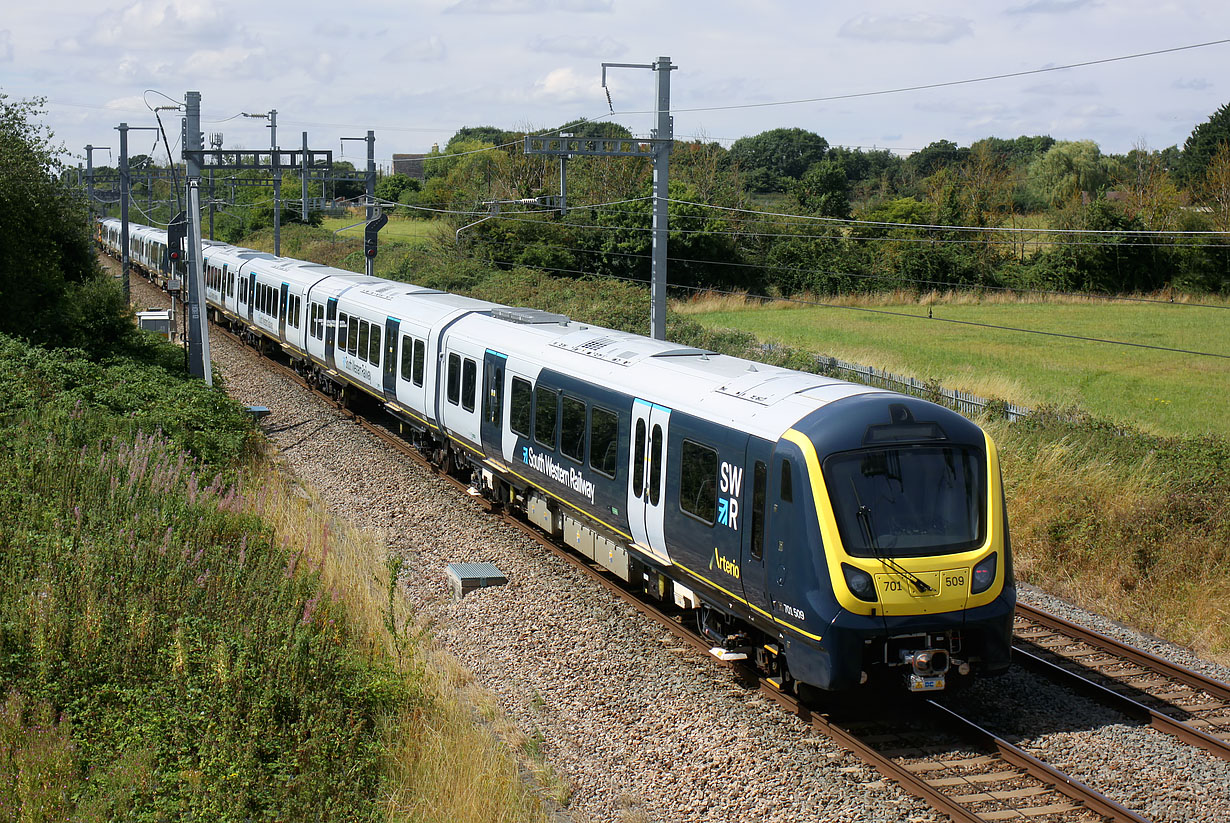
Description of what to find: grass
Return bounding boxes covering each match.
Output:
[673,289,1230,438]
[320,216,443,246]
[0,333,548,822]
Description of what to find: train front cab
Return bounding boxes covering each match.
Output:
[770,393,1015,692]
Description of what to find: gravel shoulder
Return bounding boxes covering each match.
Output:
[120,264,1230,823]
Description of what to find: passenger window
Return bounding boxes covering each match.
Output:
[780,459,793,504]
[369,324,381,366]
[510,377,531,437]
[400,335,412,382]
[461,358,476,412]
[752,461,767,560]
[649,424,663,506]
[534,386,558,449]
[590,407,618,479]
[412,339,425,387]
[358,320,370,359]
[347,315,359,355]
[447,353,461,405]
[633,419,646,497]
[560,396,586,463]
[680,440,717,524]
[338,313,348,347]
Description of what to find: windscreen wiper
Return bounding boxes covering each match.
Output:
[856,503,934,594]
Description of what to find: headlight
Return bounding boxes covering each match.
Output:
[842,563,877,602]
[971,553,997,594]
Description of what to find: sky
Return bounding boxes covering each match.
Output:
[2,0,1228,172]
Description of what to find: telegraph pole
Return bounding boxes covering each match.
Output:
[526,56,676,339]
[270,109,280,256]
[649,56,674,341]
[117,125,131,303]
[182,91,213,385]
[365,130,375,276]
[301,131,309,222]
[342,130,377,276]
[84,144,110,220]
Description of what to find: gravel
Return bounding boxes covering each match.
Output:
[121,265,1230,822]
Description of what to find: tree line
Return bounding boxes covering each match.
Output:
[393,104,1230,297]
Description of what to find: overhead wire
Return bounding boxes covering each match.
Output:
[605,39,1230,117]
[454,249,1230,360]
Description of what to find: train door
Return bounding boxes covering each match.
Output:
[278,283,289,340]
[739,438,777,621]
[628,398,672,565]
[765,446,806,617]
[480,350,507,460]
[325,297,338,370]
[382,317,400,399]
[246,273,256,323]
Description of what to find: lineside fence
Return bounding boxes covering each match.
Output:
[802,350,1034,421]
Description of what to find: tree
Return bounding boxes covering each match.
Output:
[1115,142,1183,231]
[790,158,851,218]
[1026,140,1110,207]
[1177,102,1230,188]
[906,140,969,179]
[375,172,420,203]
[1200,142,1230,233]
[0,92,132,354]
[728,128,829,191]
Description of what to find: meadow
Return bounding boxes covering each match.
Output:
[320,215,442,246]
[673,290,1230,438]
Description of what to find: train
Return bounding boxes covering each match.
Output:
[98,217,1015,694]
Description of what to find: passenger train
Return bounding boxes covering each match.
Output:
[99,218,1015,694]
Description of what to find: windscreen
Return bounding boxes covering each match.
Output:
[824,445,985,558]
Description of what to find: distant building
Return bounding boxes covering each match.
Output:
[392,153,427,180]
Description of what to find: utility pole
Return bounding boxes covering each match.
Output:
[365,130,374,276]
[301,131,309,222]
[649,56,674,341]
[341,130,377,276]
[84,144,110,220]
[182,91,213,386]
[525,56,676,339]
[117,126,130,304]
[270,109,280,256]
[208,132,223,241]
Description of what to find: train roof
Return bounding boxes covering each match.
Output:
[452,309,881,441]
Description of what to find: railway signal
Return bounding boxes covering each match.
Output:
[364,212,388,260]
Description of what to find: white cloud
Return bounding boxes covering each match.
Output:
[533,66,604,104]
[381,36,447,63]
[1006,0,1095,14]
[1024,80,1099,97]
[0,30,13,63]
[838,13,972,44]
[86,0,231,50]
[1173,77,1212,91]
[529,34,624,57]
[447,0,611,13]
[184,45,274,81]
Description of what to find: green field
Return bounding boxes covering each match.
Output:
[678,296,1230,437]
[321,215,441,245]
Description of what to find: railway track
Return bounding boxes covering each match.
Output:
[203,316,1173,823]
[1013,603,1230,762]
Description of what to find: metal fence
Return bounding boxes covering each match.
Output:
[811,354,1034,422]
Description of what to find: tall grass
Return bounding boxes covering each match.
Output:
[987,411,1230,661]
[0,333,547,822]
